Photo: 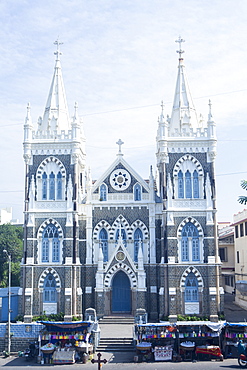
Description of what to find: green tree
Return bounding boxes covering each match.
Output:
[238,180,247,205]
[0,224,23,287]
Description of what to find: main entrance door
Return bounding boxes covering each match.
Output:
[112,271,131,313]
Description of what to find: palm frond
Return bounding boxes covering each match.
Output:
[240,180,247,190]
[238,196,247,205]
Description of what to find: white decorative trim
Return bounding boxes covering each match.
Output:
[208,256,216,264]
[65,288,72,295]
[38,267,61,290]
[25,288,33,296]
[150,286,157,293]
[104,263,137,288]
[173,154,204,177]
[185,302,199,314]
[37,218,63,239]
[85,287,92,293]
[180,266,204,291]
[168,256,176,264]
[209,287,217,295]
[169,287,176,295]
[177,217,203,237]
[36,156,66,179]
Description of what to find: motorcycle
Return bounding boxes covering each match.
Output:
[24,341,39,361]
[238,353,247,368]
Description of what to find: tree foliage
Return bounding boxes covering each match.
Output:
[0,224,23,287]
[238,180,247,205]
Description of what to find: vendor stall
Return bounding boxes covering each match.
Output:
[176,321,224,362]
[39,320,99,364]
[134,322,177,362]
[134,321,225,362]
[222,323,247,358]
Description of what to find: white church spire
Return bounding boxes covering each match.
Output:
[169,37,198,134]
[39,39,70,132]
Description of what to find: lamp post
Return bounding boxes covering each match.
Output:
[3,249,11,355]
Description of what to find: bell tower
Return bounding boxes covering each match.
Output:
[156,38,221,320]
[22,40,86,322]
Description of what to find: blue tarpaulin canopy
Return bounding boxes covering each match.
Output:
[39,321,91,332]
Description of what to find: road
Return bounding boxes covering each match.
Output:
[0,355,242,369]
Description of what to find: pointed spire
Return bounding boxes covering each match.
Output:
[72,102,79,125]
[40,39,70,132]
[159,100,164,123]
[207,99,216,139]
[25,102,32,126]
[169,37,198,133]
[208,99,213,121]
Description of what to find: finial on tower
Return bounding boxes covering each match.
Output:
[116,139,124,156]
[175,36,185,60]
[208,99,213,120]
[54,37,63,61]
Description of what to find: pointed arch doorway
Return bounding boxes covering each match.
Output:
[112,271,131,313]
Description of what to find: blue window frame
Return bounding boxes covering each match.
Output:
[49,172,55,200]
[193,170,199,198]
[99,228,108,262]
[57,172,62,200]
[116,228,127,247]
[134,184,141,201]
[42,172,47,200]
[134,228,143,262]
[185,170,192,198]
[178,170,184,198]
[100,184,107,201]
[185,272,198,302]
[42,224,60,263]
[181,222,200,262]
[43,274,57,302]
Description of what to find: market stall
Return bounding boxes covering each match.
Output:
[134,322,177,362]
[176,321,224,361]
[134,321,225,362]
[222,322,247,358]
[39,320,99,364]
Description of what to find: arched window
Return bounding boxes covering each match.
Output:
[100,184,107,201]
[57,172,62,200]
[42,224,60,263]
[134,184,142,201]
[185,170,192,198]
[181,222,200,262]
[134,228,143,262]
[178,170,184,198]
[99,228,108,262]
[185,272,198,302]
[42,172,47,200]
[49,172,55,200]
[116,228,127,247]
[193,170,199,198]
[43,274,57,302]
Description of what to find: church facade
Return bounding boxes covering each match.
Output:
[21,39,223,322]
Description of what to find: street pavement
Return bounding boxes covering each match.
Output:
[224,293,247,322]
[0,355,241,369]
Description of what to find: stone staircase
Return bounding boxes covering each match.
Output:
[97,315,135,353]
[97,337,135,352]
[99,315,135,325]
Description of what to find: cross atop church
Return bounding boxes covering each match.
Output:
[175,36,185,59]
[54,37,63,61]
[116,139,124,156]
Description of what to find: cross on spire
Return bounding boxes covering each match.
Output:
[116,139,124,156]
[175,36,185,59]
[54,37,63,61]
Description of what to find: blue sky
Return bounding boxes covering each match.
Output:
[0,0,247,222]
